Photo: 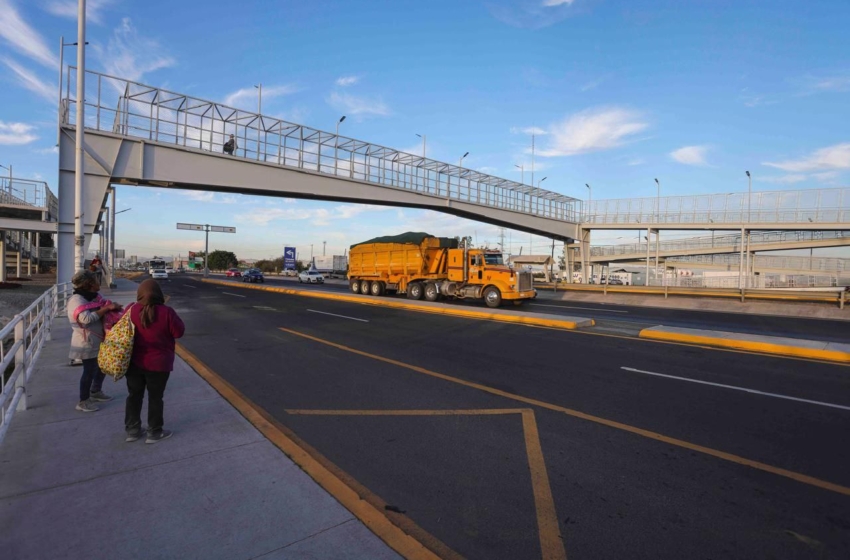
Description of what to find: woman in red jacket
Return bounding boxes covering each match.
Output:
[124,279,185,443]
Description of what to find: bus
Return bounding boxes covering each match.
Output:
[148,259,167,274]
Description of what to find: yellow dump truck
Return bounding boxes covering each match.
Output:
[348,232,536,308]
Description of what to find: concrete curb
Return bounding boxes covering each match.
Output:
[639,326,850,363]
[201,278,595,330]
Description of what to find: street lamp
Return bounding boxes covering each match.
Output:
[654,178,660,222]
[334,116,346,172]
[585,183,592,220]
[254,83,262,114]
[537,176,547,187]
[515,164,524,185]
[416,133,426,158]
[745,170,751,223]
[459,151,469,168]
[57,38,87,144]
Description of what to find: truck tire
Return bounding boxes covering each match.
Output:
[408,282,423,300]
[360,280,371,295]
[370,281,385,296]
[424,282,439,302]
[350,279,360,294]
[483,286,502,308]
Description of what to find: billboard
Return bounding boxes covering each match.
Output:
[283,247,296,270]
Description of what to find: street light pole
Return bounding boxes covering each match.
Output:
[515,164,524,185]
[254,83,262,114]
[746,170,751,223]
[335,115,346,173]
[537,177,547,188]
[654,178,660,223]
[459,151,469,168]
[585,183,591,221]
[74,0,87,274]
[416,133,426,158]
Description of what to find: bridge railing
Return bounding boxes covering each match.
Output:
[0,178,54,212]
[668,254,850,273]
[62,68,581,223]
[591,229,850,257]
[0,283,72,446]
[586,189,850,226]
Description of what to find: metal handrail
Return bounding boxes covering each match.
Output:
[592,229,850,257]
[0,282,72,446]
[668,254,850,273]
[0,177,55,210]
[63,68,582,223]
[585,189,850,226]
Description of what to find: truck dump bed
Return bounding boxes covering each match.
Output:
[348,232,458,280]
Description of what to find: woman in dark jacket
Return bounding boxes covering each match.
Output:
[124,279,185,443]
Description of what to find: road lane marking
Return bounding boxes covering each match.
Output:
[531,303,628,313]
[621,367,850,411]
[182,284,197,288]
[221,292,247,298]
[279,327,850,497]
[307,309,369,322]
[174,344,447,560]
[253,306,277,311]
[287,408,566,560]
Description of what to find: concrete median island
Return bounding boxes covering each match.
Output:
[201,278,595,330]
[640,326,850,363]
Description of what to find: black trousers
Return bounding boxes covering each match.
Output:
[124,364,171,434]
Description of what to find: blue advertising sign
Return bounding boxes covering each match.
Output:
[283,247,296,270]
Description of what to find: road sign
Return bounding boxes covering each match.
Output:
[284,246,296,270]
[115,249,126,259]
[177,223,204,231]
[209,225,236,233]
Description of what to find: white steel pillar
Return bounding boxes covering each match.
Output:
[109,187,116,286]
[0,231,6,282]
[739,227,745,289]
[645,228,651,286]
[74,0,87,274]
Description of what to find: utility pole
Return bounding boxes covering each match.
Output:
[323,241,326,256]
[74,0,87,274]
[499,228,506,254]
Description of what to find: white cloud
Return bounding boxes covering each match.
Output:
[35,146,60,154]
[537,107,648,157]
[1,57,55,103]
[93,18,175,82]
[763,143,850,173]
[627,157,645,166]
[488,0,578,29]
[758,174,807,184]
[812,171,840,182]
[510,126,547,136]
[44,0,115,25]
[335,76,359,87]
[179,191,238,204]
[0,121,38,145]
[0,0,57,68]
[542,0,574,6]
[224,85,298,109]
[234,203,388,226]
[327,92,391,118]
[800,73,850,95]
[670,145,709,166]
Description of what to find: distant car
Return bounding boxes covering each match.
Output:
[225,268,242,277]
[165,267,174,274]
[151,269,168,280]
[242,269,265,283]
[607,278,624,285]
[298,270,324,284]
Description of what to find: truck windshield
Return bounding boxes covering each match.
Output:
[483,254,504,266]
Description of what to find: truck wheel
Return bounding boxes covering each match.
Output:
[360,280,371,295]
[408,282,423,300]
[350,279,360,294]
[483,287,502,308]
[513,300,525,306]
[424,282,439,302]
[370,281,385,296]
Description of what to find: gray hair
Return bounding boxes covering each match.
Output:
[71,269,97,288]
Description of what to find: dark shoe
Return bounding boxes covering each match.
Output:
[89,391,113,402]
[75,400,99,413]
[145,430,173,444]
[125,427,146,442]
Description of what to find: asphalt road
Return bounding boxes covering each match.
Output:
[232,273,850,343]
[157,275,850,559]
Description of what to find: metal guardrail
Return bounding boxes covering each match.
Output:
[0,282,72,446]
[0,178,56,215]
[591,229,850,257]
[585,189,850,226]
[62,68,582,223]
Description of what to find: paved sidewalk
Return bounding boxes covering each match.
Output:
[0,279,401,560]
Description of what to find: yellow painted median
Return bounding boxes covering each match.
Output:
[201,278,594,330]
[640,326,850,364]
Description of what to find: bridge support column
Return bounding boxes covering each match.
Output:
[0,231,6,282]
[578,228,591,283]
[646,228,652,286]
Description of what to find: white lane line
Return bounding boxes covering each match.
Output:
[221,292,247,298]
[307,309,369,323]
[621,367,850,412]
[531,303,628,314]
[253,306,276,311]
[183,284,197,289]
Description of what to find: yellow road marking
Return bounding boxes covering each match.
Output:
[278,327,850,497]
[201,278,591,329]
[287,408,567,560]
[175,344,448,560]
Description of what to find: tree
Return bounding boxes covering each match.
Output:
[254,258,283,273]
[207,250,237,271]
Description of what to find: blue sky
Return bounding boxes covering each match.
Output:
[1,0,849,261]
